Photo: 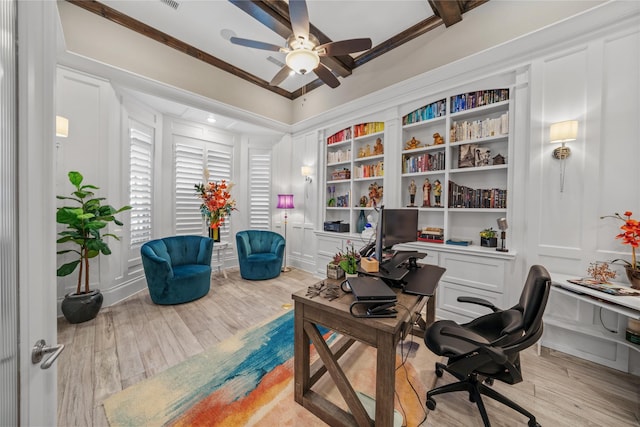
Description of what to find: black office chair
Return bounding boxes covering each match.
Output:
[424,265,551,427]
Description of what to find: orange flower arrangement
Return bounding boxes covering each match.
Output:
[601,211,640,271]
[195,179,236,229]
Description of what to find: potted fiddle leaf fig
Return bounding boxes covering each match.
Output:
[56,171,131,323]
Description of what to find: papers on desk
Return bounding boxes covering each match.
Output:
[566,278,640,296]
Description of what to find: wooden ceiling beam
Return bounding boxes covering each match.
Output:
[429,0,463,27]
[66,0,294,98]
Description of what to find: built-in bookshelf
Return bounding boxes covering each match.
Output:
[321,88,512,249]
[325,122,385,232]
[400,88,512,246]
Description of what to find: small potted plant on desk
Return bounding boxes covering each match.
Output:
[333,241,361,279]
[480,227,498,248]
[56,171,131,323]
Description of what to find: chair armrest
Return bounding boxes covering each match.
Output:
[457,296,500,312]
[141,251,173,277]
[441,326,508,364]
[197,237,214,264]
[236,233,251,257]
[271,238,285,257]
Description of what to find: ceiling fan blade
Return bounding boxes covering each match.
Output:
[230,37,284,52]
[270,65,292,86]
[289,0,310,40]
[316,38,373,56]
[314,62,340,89]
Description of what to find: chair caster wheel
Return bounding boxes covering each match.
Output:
[435,368,443,377]
[484,378,494,386]
[528,420,540,427]
[426,398,436,410]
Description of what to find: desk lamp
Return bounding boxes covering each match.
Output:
[277,194,294,272]
[496,217,508,252]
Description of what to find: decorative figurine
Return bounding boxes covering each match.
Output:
[364,144,371,157]
[422,178,431,207]
[405,137,421,150]
[433,132,444,145]
[358,147,365,158]
[367,182,383,207]
[493,153,506,165]
[408,179,417,206]
[433,179,442,207]
[359,195,368,207]
[373,137,384,155]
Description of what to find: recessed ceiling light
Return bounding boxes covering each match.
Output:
[207,115,216,123]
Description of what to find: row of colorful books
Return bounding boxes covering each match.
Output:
[353,161,384,179]
[402,99,447,126]
[448,181,507,209]
[327,127,352,145]
[354,122,385,138]
[402,151,445,174]
[450,89,510,113]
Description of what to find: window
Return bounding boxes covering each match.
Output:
[175,141,205,236]
[174,138,233,238]
[129,121,153,248]
[248,148,272,229]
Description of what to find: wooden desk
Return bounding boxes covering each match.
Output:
[292,279,433,427]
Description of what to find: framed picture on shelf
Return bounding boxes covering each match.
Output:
[458,144,477,168]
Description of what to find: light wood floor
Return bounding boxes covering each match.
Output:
[58,268,640,427]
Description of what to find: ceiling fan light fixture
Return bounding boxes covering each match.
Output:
[286,49,319,75]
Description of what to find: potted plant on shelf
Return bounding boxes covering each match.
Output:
[480,227,498,248]
[601,211,640,289]
[56,171,131,323]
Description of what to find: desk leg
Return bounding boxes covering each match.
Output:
[425,291,436,326]
[294,302,309,405]
[376,332,396,427]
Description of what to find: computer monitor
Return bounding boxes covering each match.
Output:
[375,207,419,262]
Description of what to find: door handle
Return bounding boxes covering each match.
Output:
[31,339,65,370]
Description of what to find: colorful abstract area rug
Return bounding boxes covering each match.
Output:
[103,309,440,426]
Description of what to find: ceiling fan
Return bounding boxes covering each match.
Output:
[229,0,372,88]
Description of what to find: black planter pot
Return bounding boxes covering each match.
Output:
[481,237,498,248]
[61,289,103,324]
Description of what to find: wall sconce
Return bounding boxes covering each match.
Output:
[301,166,312,183]
[56,116,69,138]
[550,120,578,192]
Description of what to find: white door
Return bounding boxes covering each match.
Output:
[15,1,58,424]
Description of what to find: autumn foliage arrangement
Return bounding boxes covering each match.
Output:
[601,211,640,272]
[195,179,237,229]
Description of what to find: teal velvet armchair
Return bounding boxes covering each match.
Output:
[141,235,213,305]
[236,230,285,280]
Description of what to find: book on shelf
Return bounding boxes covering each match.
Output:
[327,127,352,145]
[450,113,509,142]
[402,151,445,174]
[446,239,472,246]
[402,99,446,125]
[448,181,507,209]
[457,144,477,168]
[418,227,444,243]
[450,89,510,114]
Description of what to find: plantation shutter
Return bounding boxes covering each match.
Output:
[129,123,153,248]
[249,148,272,230]
[206,146,233,240]
[175,142,205,236]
